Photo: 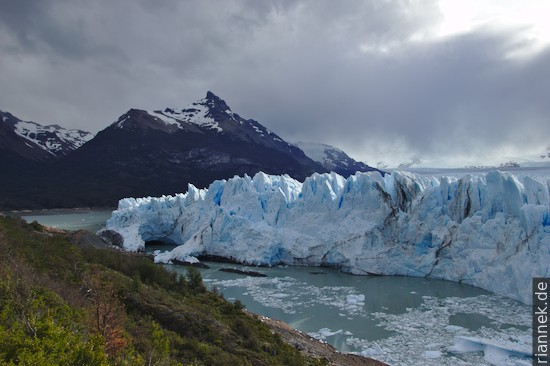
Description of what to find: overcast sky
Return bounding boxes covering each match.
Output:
[1,0,549,167]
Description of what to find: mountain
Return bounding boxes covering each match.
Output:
[110,91,315,164]
[103,169,550,305]
[0,109,93,160]
[1,92,325,209]
[294,141,381,177]
[0,110,94,209]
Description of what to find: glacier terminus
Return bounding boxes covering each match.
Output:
[101,170,550,305]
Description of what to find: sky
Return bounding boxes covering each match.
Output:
[1,0,549,168]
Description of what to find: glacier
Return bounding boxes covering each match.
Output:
[100,170,550,304]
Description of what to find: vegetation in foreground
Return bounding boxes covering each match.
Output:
[0,216,328,365]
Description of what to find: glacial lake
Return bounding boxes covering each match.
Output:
[23,211,533,366]
[22,210,112,233]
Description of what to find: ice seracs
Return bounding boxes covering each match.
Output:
[100,170,550,304]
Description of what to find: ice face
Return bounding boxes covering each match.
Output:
[100,170,550,304]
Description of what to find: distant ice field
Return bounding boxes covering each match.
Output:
[402,165,550,182]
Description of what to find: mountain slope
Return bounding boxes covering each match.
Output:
[0,110,94,209]
[294,141,382,177]
[0,216,349,366]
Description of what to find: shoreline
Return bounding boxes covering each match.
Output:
[3,207,116,217]
[258,314,387,366]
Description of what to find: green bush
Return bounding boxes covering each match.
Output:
[0,274,109,365]
[0,216,324,366]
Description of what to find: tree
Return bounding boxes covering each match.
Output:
[83,268,128,357]
[186,267,206,293]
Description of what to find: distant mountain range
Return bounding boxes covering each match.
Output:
[1,92,381,209]
[0,109,92,161]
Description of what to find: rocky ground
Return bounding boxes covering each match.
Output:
[258,315,388,366]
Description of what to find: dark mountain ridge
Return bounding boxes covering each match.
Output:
[1,93,380,209]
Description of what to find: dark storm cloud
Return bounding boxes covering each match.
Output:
[0,0,548,166]
[213,5,550,165]
[0,0,114,60]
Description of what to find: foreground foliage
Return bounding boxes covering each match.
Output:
[0,216,327,365]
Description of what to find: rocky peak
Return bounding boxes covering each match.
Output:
[204,91,231,113]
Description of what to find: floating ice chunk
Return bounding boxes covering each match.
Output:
[308,328,343,340]
[319,328,343,337]
[182,256,199,263]
[445,325,465,332]
[360,342,384,357]
[272,293,289,298]
[346,294,365,305]
[448,336,531,366]
[422,350,442,359]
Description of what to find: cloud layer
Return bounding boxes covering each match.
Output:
[1,0,548,167]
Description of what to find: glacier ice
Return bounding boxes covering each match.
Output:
[100,170,550,304]
[448,336,531,366]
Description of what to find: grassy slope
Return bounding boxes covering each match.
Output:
[0,216,328,366]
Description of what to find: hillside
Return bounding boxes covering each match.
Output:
[0,216,383,366]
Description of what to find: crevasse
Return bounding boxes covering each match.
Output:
[101,170,550,304]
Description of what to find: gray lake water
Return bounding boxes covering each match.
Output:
[23,212,532,366]
[22,211,112,233]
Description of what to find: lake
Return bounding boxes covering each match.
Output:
[22,210,113,233]
[23,211,532,366]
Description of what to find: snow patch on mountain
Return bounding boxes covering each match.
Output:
[294,141,341,165]
[142,92,252,134]
[13,120,93,156]
[142,93,288,139]
[150,100,223,132]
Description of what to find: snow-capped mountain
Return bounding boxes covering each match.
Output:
[294,141,381,177]
[110,92,307,159]
[2,92,324,208]
[102,169,550,305]
[0,109,93,160]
